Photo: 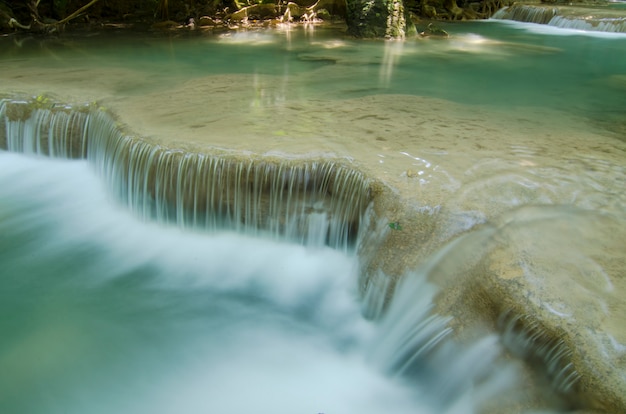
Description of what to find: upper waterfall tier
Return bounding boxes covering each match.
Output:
[492,4,626,33]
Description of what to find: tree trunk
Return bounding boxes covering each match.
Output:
[345,0,410,38]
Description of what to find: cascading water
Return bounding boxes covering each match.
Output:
[491,4,626,33]
[0,96,533,413]
[1,22,625,413]
[548,14,626,33]
[491,4,559,25]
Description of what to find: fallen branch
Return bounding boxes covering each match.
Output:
[39,0,101,27]
[58,0,101,25]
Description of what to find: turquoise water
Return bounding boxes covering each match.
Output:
[1,22,625,119]
[1,21,625,414]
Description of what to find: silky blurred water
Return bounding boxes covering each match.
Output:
[0,152,394,414]
[0,152,522,414]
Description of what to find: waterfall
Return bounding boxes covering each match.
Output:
[0,95,526,414]
[491,4,559,25]
[499,311,580,394]
[0,97,371,250]
[0,148,535,414]
[491,4,626,33]
[549,15,626,33]
[3,95,622,412]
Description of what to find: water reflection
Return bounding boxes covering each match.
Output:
[379,39,403,87]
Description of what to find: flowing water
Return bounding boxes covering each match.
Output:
[1,20,625,413]
[0,140,519,414]
[492,3,626,33]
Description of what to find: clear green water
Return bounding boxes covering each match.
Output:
[1,22,625,121]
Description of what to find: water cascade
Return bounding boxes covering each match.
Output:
[0,97,370,250]
[492,4,559,25]
[492,4,626,33]
[0,95,539,414]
